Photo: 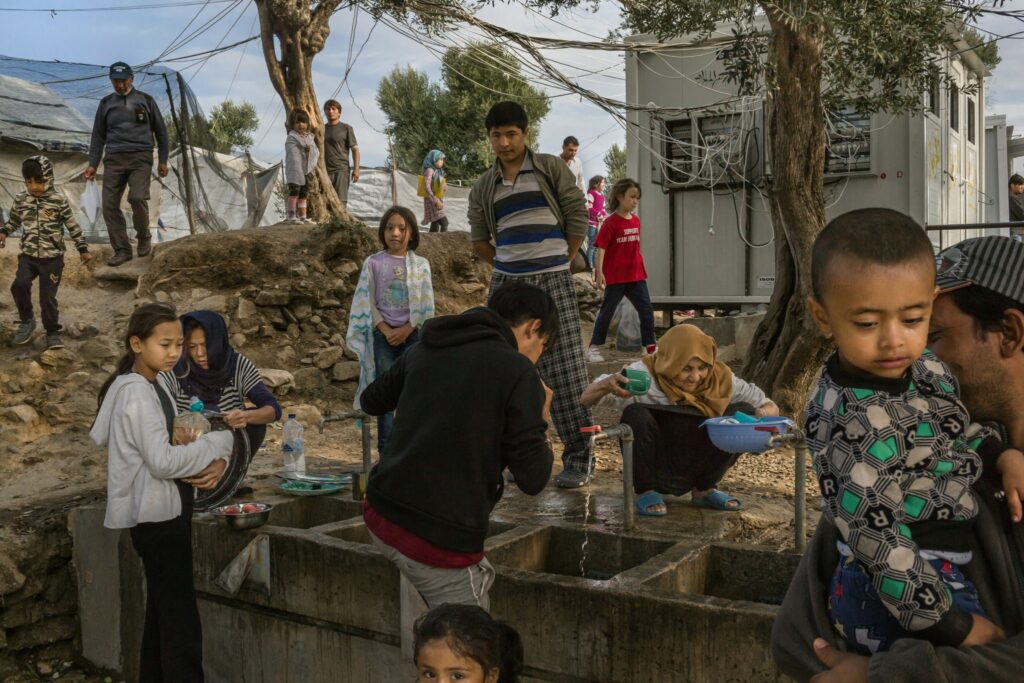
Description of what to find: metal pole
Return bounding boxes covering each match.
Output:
[794,439,807,552]
[360,418,372,474]
[386,132,398,207]
[619,424,636,531]
[176,74,198,236]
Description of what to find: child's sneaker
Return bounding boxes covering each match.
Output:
[585,346,605,363]
[13,319,36,345]
[45,332,63,350]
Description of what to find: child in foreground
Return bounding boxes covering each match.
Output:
[91,303,234,681]
[586,178,656,361]
[414,603,524,683]
[0,155,93,348]
[805,208,1024,655]
[346,205,435,452]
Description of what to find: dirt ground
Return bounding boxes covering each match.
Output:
[0,224,817,543]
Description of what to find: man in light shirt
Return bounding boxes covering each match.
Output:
[560,136,585,194]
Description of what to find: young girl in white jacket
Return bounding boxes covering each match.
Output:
[91,303,233,682]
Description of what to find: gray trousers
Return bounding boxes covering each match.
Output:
[102,150,153,254]
[328,166,351,203]
[369,530,495,610]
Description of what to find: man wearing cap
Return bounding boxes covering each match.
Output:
[1010,174,1024,240]
[773,235,1024,682]
[85,62,169,267]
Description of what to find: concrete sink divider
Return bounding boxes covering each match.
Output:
[70,493,796,682]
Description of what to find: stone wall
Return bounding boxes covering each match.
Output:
[0,493,102,680]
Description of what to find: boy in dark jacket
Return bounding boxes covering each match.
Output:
[361,281,555,610]
[1,156,93,348]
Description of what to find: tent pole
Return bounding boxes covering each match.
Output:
[176,74,199,236]
[387,132,397,207]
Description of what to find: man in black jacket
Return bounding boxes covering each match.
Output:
[360,281,555,610]
[85,61,169,267]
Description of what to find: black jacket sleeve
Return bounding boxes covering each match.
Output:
[148,95,170,165]
[360,354,406,417]
[88,99,107,168]
[502,369,553,495]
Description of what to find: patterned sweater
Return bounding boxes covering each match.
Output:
[1,155,88,258]
[805,351,1005,645]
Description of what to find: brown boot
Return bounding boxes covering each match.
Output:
[107,252,133,267]
[137,237,152,257]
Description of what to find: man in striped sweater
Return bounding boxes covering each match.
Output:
[468,101,594,487]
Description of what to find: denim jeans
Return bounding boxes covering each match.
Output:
[585,225,599,268]
[372,327,420,452]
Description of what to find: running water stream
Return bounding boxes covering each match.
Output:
[579,480,592,577]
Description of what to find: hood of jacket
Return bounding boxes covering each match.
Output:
[91,373,149,447]
[419,306,518,351]
[27,154,55,197]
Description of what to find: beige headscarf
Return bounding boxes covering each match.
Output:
[641,324,734,417]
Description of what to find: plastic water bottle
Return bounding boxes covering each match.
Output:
[282,414,306,474]
[172,396,211,445]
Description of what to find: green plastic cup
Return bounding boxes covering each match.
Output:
[621,368,651,395]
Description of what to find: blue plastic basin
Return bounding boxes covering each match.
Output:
[700,416,795,454]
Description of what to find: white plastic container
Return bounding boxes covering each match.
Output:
[282,413,306,474]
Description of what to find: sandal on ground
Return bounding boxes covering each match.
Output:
[635,490,668,517]
[690,490,742,512]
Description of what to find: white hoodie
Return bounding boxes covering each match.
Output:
[91,373,233,529]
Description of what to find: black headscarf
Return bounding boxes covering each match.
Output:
[174,310,239,406]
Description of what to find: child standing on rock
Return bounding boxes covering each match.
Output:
[346,205,435,452]
[284,108,319,224]
[0,155,93,349]
[91,303,233,682]
[586,177,656,362]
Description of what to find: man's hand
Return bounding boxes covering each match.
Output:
[157,163,169,178]
[809,639,869,683]
[961,612,1006,647]
[79,251,95,263]
[184,458,227,490]
[0,233,6,249]
[541,381,554,425]
[223,409,249,429]
[84,166,96,181]
[352,168,360,183]
[996,448,1024,523]
[755,400,780,417]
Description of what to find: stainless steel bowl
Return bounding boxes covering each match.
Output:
[208,502,273,530]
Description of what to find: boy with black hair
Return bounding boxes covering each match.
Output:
[804,208,1024,655]
[469,100,595,488]
[1,156,93,348]
[361,281,555,610]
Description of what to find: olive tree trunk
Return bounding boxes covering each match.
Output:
[741,5,830,414]
[254,0,350,222]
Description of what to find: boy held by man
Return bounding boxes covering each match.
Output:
[0,156,93,348]
[805,208,1024,655]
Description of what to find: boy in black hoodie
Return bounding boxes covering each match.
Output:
[361,281,556,610]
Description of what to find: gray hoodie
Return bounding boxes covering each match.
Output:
[91,373,232,529]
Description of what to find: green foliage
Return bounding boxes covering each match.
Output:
[208,100,259,153]
[532,0,993,115]
[166,100,259,155]
[603,143,626,185]
[963,27,1001,71]
[376,42,551,180]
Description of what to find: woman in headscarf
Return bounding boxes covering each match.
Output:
[421,149,448,233]
[580,324,779,515]
[159,311,282,456]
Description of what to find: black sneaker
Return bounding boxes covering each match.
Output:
[107,252,133,267]
[13,319,36,345]
[45,332,64,350]
[137,237,152,257]
[555,465,594,488]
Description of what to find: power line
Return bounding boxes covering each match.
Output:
[0,0,236,12]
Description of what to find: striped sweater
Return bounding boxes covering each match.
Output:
[158,355,280,418]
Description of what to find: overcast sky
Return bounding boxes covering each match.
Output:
[2,1,1023,179]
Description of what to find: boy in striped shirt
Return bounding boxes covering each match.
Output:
[469,101,594,487]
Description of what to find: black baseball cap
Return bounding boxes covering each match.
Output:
[936,236,1024,304]
[109,62,133,80]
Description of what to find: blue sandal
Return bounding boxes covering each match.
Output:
[691,490,742,511]
[635,490,668,517]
